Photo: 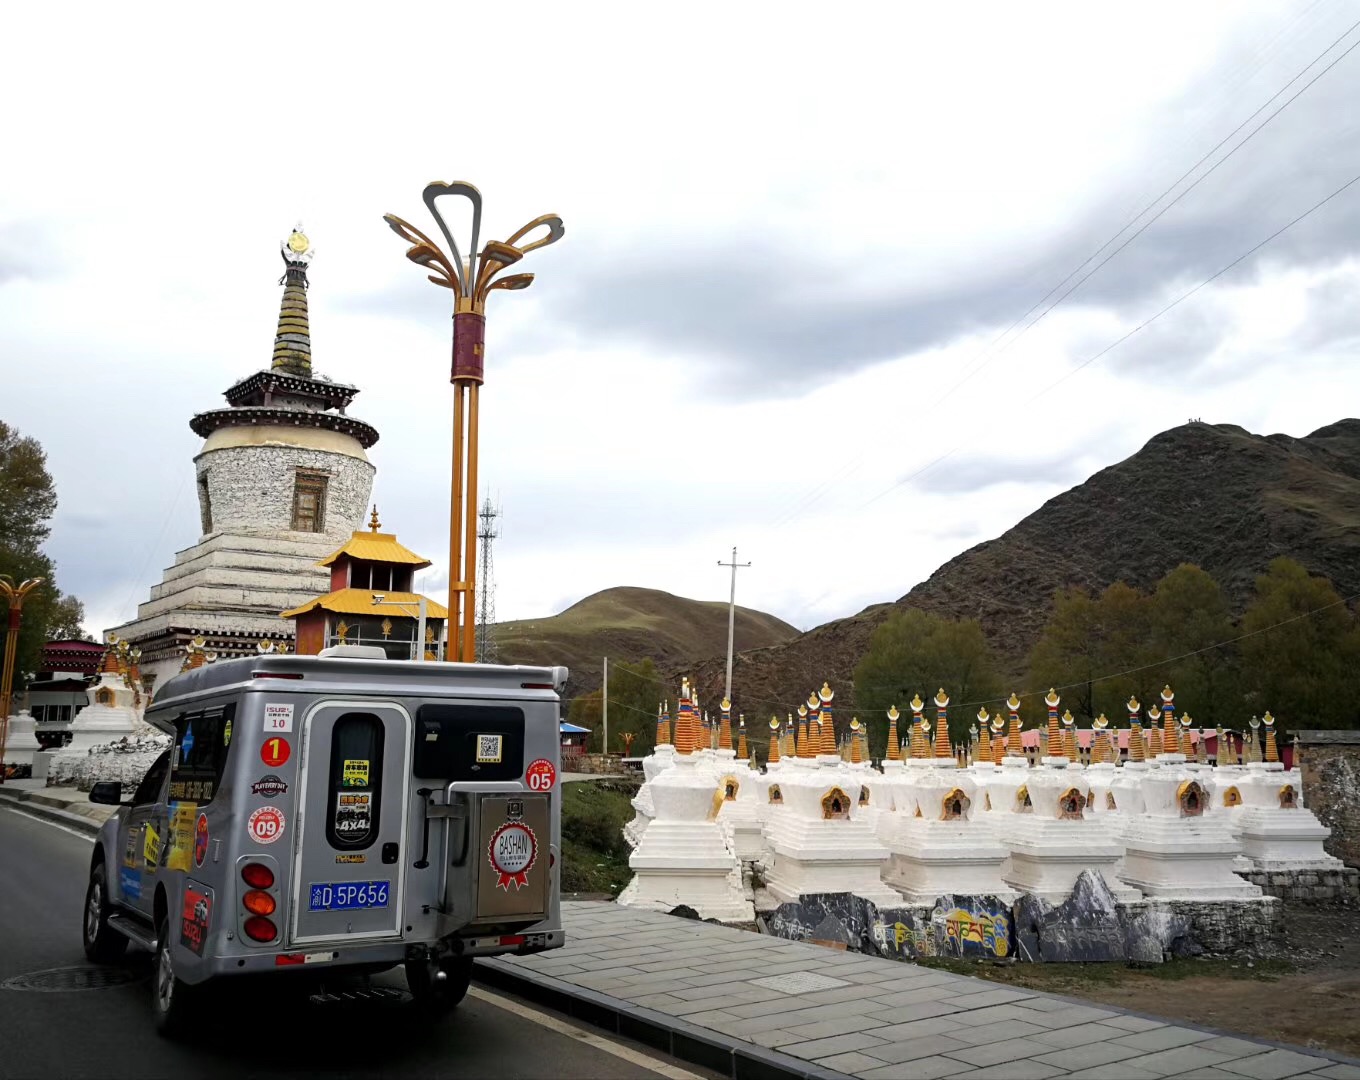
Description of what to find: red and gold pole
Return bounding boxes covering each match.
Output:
[0,576,44,784]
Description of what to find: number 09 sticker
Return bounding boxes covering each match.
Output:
[248,805,286,845]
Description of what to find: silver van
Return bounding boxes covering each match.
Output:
[81,646,567,1034]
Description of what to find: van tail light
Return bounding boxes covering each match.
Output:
[243,890,277,916]
[244,916,278,943]
[241,863,275,889]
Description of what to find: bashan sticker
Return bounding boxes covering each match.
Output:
[487,820,538,891]
[180,882,214,957]
[341,759,369,788]
[251,775,288,799]
[261,736,290,768]
[247,805,286,845]
[263,703,294,733]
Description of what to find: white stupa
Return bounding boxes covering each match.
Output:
[1234,714,1341,872]
[714,707,766,864]
[618,681,751,922]
[623,704,675,849]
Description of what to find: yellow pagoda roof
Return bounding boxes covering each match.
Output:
[281,589,448,620]
[316,531,432,570]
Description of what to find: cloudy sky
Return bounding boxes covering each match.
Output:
[3,1,1359,641]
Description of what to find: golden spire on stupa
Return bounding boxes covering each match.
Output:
[910,694,927,759]
[849,719,863,764]
[1007,692,1023,756]
[768,716,781,763]
[991,715,1006,764]
[1161,685,1179,753]
[272,225,315,378]
[1147,704,1163,756]
[719,697,734,751]
[933,689,952,758]
[1092,713,1110,764]
[886,705,901,761]
[1062,709,1078,760]
[1045,688,1063,757]
[795,704,808,758]
[656,702,670,747]
[977,707,992,761]
[817,684,836,755]
[1263,711,1280,763]
[736,714,747,759]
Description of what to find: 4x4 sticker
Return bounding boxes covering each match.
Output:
[251,775,288,798]
[335,793,372,842]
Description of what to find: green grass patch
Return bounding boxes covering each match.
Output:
[559,778,639,897]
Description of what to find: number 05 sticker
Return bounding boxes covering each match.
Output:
[525,758,556,791]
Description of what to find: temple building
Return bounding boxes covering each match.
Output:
[281,509,447,660]
[109,228,379,690]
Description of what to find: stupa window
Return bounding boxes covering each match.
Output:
[1057,787,1086,820]
[858,786,870,806]
[1016,785,1032,813]
[820,787,851,820]
[1279,784,1298,809]
[940,788,970,821]
[723,779,738,801]
[292,471,329,532]
[1223,786,1242,807]
[1106,791,1117,810]
[198,475,213,533]
[95,688,114,706]
[768,785,782,804]
[1177,780,1205,817]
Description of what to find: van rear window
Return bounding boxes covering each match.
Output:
[413,704,525,781]
[169,703,236,805]
[327,712,383,850]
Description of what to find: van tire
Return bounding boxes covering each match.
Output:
[405,955,473,1013]
[82,862,128,963]
[152,917,197,1038]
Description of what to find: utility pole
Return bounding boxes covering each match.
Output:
[602,656,608,757]
[716,547,751,704]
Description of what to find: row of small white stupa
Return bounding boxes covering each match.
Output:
[618,682,1340,923]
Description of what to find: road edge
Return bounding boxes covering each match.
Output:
[0,789,101,838]
[473,956,854,1080]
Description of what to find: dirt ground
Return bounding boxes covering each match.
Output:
[920,903,1360,1058]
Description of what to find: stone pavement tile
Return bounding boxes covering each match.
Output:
[873,1017,962,1043]
[860,1056,971,1079]
[678,971,767,989]
[941,1037,1052,1068]
[610,978,696,996]
[1030,1040,1150,1071]
[942,1004,1049,1026]
[1173,1070,1268,1079]
[951,1061,1064,1079]
[725,1005,882,1036]
[1101,1014,1173,1033]
[747,1029,807,1050]
[821,1051,903,1074]
[942,988,1038,1010]
[634,960,708,974]
[778,1032,889,1059]
[1109,1027,1217,1052]
[1194,1036,1275,1060]
[675,1009,747,1031]
[786,1015,897,1042]
[860,1034,972,1064]
[875,1000,962,1023]
[1030,1022,1143,1049]
[629,992,686,1010]
[1009,996,1069,1012]
[1063,1068,1161,1080]
[729,997,809,1019]
[667,995,752,1016]
[1017,1004,1123,1029]
[1131,1046,1240,1076]
[795,985,882,1006]
[948,1019,1050,1045]
[672,982,756,1000]
[1307,1067,1360,1080]
[871,986,972,1010]
[1214,1049,1339,1079]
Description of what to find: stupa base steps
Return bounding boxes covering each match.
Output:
[1115,817,1262,900]
[1236,809,1341,871]
[763,851,902,908]
[881,822,1017,905]
[1003,819,1141,904]
[616,869,754,923]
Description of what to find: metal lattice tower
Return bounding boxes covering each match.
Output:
[475,498,500,663]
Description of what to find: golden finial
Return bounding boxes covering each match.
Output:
[1127,695,1140,713]
[1161,684,1174,704]
[369,505,381,532]
[721,697,732,712]
[1007,692,1022,711]
[910,693,925,712]
[1045,688,1060,709]
[819,682,834,705]
[769,716,780,730]
[935,688,950,708]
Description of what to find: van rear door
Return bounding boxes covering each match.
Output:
[290,700,411,945]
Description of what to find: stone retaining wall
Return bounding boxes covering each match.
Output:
[1297,730,1360,868]
[1240,867,1360,904]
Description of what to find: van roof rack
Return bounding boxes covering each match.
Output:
[318,645,389,660]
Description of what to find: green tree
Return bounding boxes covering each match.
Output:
[0,421,86,686]
[47,594,91,641]
[853,609,1002,756]
[1028,582,1151,723]
[1144,564,1241,728]
[571,658,666,755]
[1238,558,1360,732]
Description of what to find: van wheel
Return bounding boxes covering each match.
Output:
[405,955,473,1013]
[82,862,128,963]
[152,918,197,1038]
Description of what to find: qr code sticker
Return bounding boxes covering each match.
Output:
[476,734,504,763]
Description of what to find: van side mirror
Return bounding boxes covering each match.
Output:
[89,781,124,806]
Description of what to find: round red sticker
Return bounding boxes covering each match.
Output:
[261,736,290,768]
[525,758,556,791]
[193,813,209,868]
[248,805,286,845]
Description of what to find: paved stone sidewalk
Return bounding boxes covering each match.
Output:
[486,902,1360,1080]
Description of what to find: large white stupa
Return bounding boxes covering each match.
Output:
[109,229,378,690]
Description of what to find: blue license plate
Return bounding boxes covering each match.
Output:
[308,880,391,911]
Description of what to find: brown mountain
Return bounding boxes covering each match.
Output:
[687,419,1360,715]
[492,586,799,700]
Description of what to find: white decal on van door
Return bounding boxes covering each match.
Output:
[264,703,295,732]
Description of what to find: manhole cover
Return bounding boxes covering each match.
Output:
[2,965,147,993]
[749,972,849,994]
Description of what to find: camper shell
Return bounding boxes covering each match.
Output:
[81,649,567,1030]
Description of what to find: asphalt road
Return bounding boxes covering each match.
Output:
[0,804,704,1080]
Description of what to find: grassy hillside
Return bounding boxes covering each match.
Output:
[493,586,798,700]
[559,777,638,896]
